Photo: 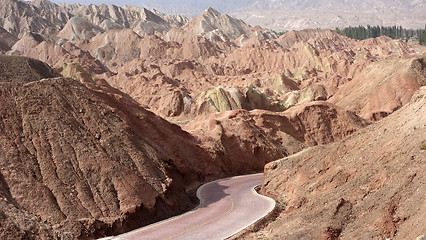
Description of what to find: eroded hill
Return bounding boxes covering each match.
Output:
[237,87,426,239]
[0,55,216,239]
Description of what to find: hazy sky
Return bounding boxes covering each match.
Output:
[50,0,141,6]
[49,0,257,16]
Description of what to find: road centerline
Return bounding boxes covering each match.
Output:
[162,197,234,240]
[108,173,276,240]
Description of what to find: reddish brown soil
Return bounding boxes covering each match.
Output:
[237,87,426,240]
[0,55,219,239]
[184,101,368,174]
[330,55,426,121]
[0,54,60,82]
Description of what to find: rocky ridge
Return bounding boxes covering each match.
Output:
[2,1,423,123]
[0,0,188,39]
[184,101,369,170]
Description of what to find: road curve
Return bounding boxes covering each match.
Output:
[110,173,275,240]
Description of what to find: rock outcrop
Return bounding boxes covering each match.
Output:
[0,0,187,39]
[0,0,68,38]
[1,1,425,239]
[181,7,276,45]
[4,0,421,122]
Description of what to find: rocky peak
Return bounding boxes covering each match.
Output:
[57,16,104,41]
[30,0,57,9]
[140,7,167,24]
[183,7,275,45]
[202,7,221,18]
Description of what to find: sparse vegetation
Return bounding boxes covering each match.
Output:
[335,25,426,45]
[421,144,426,150]
[272,30,288,36]
[276,200,287,210]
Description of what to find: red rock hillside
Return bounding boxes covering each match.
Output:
[330,55,426,121]
[238,87,426,240]
[184,101,369,174]
[0,55,221,239]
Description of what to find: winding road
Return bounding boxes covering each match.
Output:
[110,173,275,240]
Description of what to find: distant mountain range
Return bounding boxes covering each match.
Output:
[231,0,426,30]
[138,0,426,30]
[47,0,425,30]
[139,0,256,17]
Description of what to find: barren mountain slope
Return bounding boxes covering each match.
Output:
[330,55,426,121]
[0,55,224,239]
[59,3,188,33]
[180,7,276,44]
[4,2,423,124]
[0,0,187,39]
[103,28,416,120]
[57,16,105,41]
[10,36,108,76]
[4,0,419,122]
[184,101,368,174]
[0,55,60,82]
[238,87,426,240]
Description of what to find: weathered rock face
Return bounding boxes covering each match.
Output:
[59,4,188,36]
[57,16,105,41]
[1,2,425,239]
[0,0,188,39]
[10,32,45,53]
[9,38,108,76]
[0,0,67,38]
[330,55,426,121]
[2,55,369,239]
[242,87,426,240]
[0,56,219,239]
[180,7,276,45]
[55,62,95,84]
[183,110,302,174]
[265,101,369,146]
[184,100,368,174]
[188,86,287,118]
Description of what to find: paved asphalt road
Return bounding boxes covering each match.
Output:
[110,173,275,240]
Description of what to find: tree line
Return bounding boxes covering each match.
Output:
[335,25,426,45]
